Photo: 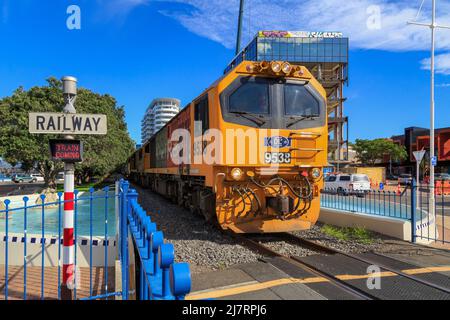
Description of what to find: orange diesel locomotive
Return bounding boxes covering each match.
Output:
[128,61,328,233]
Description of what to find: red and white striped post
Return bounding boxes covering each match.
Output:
[60,76,78,300]
[62,164,75,293]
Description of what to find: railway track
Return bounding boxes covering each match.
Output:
[227,231,450,300]
[227,232,378,300]
[281,233,450,295]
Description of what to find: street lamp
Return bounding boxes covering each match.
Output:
[408,0,450,218]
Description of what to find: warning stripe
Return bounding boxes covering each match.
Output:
[64,192,74,211]
[63,228,74,246]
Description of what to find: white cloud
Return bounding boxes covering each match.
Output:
[101,0,450,74]
[158,0,450,52]
[437,83,450,87]
[421,53,450,75]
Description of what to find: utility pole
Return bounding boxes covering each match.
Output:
[408,0,450,218]
[235,0,245,55]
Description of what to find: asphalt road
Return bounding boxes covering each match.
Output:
[0,182,45,197]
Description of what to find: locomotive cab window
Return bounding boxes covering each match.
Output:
[284,84,320,116]
[220,76,325,129]
[194,95,209,135]
[229,78,269,114]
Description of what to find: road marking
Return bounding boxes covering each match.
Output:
[186,265,450,300]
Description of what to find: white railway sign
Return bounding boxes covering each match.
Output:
[29,112,107,135]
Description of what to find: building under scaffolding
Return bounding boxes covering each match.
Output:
[225,31,349,167]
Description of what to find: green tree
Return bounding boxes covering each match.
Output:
[351,138,408,166]
[0,78,135,188]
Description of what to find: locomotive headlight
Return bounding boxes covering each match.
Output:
[271,61,282,73]
[246,63,256,73]
[282,62,292,74]
[231,168,243,181]
[311,168,321,179]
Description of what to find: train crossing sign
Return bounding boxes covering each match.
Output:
[29,112,107,135]
[49,139,83,162]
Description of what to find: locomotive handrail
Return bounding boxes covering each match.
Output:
[289,132,322,138]
[289,147,324,152]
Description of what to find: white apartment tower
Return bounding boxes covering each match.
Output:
[141,98,180,143]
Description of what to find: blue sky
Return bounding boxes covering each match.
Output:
[0,0,449,144]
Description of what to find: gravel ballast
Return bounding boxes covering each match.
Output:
[132,184,262,274]
[293,224,387,254]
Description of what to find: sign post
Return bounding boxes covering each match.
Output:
[61,76,77,300]
[28,76,107,300]
[413,150,426,210]
[413,150,426,187]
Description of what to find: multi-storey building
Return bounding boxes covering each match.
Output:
[141,98,180,143]
[388,126,450,174]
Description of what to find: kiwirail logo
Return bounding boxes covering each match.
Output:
[168,123,296,172]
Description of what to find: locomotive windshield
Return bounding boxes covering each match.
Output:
[229,79,270,114]
[220,76,326,129]
[284,84,320,117]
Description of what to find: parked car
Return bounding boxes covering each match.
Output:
[386,173,399,181]
[30,173,45,182]
[0,174,12,182]
[398,174,413,186]
[324,174,371,196]
[12,174,35,183]
[56,172,64,183]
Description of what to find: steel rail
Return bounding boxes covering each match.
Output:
[227,232,378,300]
[283,233,450,295]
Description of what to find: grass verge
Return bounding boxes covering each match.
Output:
[321,224,374,244]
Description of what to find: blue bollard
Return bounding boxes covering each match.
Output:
[149,231,164,299]
[145,221,157,274]
[170,263,191,300]
[151,231,164,277]
[158,243,175,300]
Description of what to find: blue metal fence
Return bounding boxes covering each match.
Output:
[321,179,449,245]
[321,187,411,219]
[0,179,191,300]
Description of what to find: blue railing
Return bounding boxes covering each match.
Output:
[321,187,411,220]
[0,179,191,300]
[320,179,449,244]
[118,180,191,300]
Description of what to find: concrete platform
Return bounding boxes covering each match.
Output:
[188,260,327,300]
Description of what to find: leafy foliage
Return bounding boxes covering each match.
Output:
[351,138,408,165]
[0,78,135,187]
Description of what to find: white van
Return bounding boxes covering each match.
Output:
[325,174,371,196]
[30,173,44,182]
